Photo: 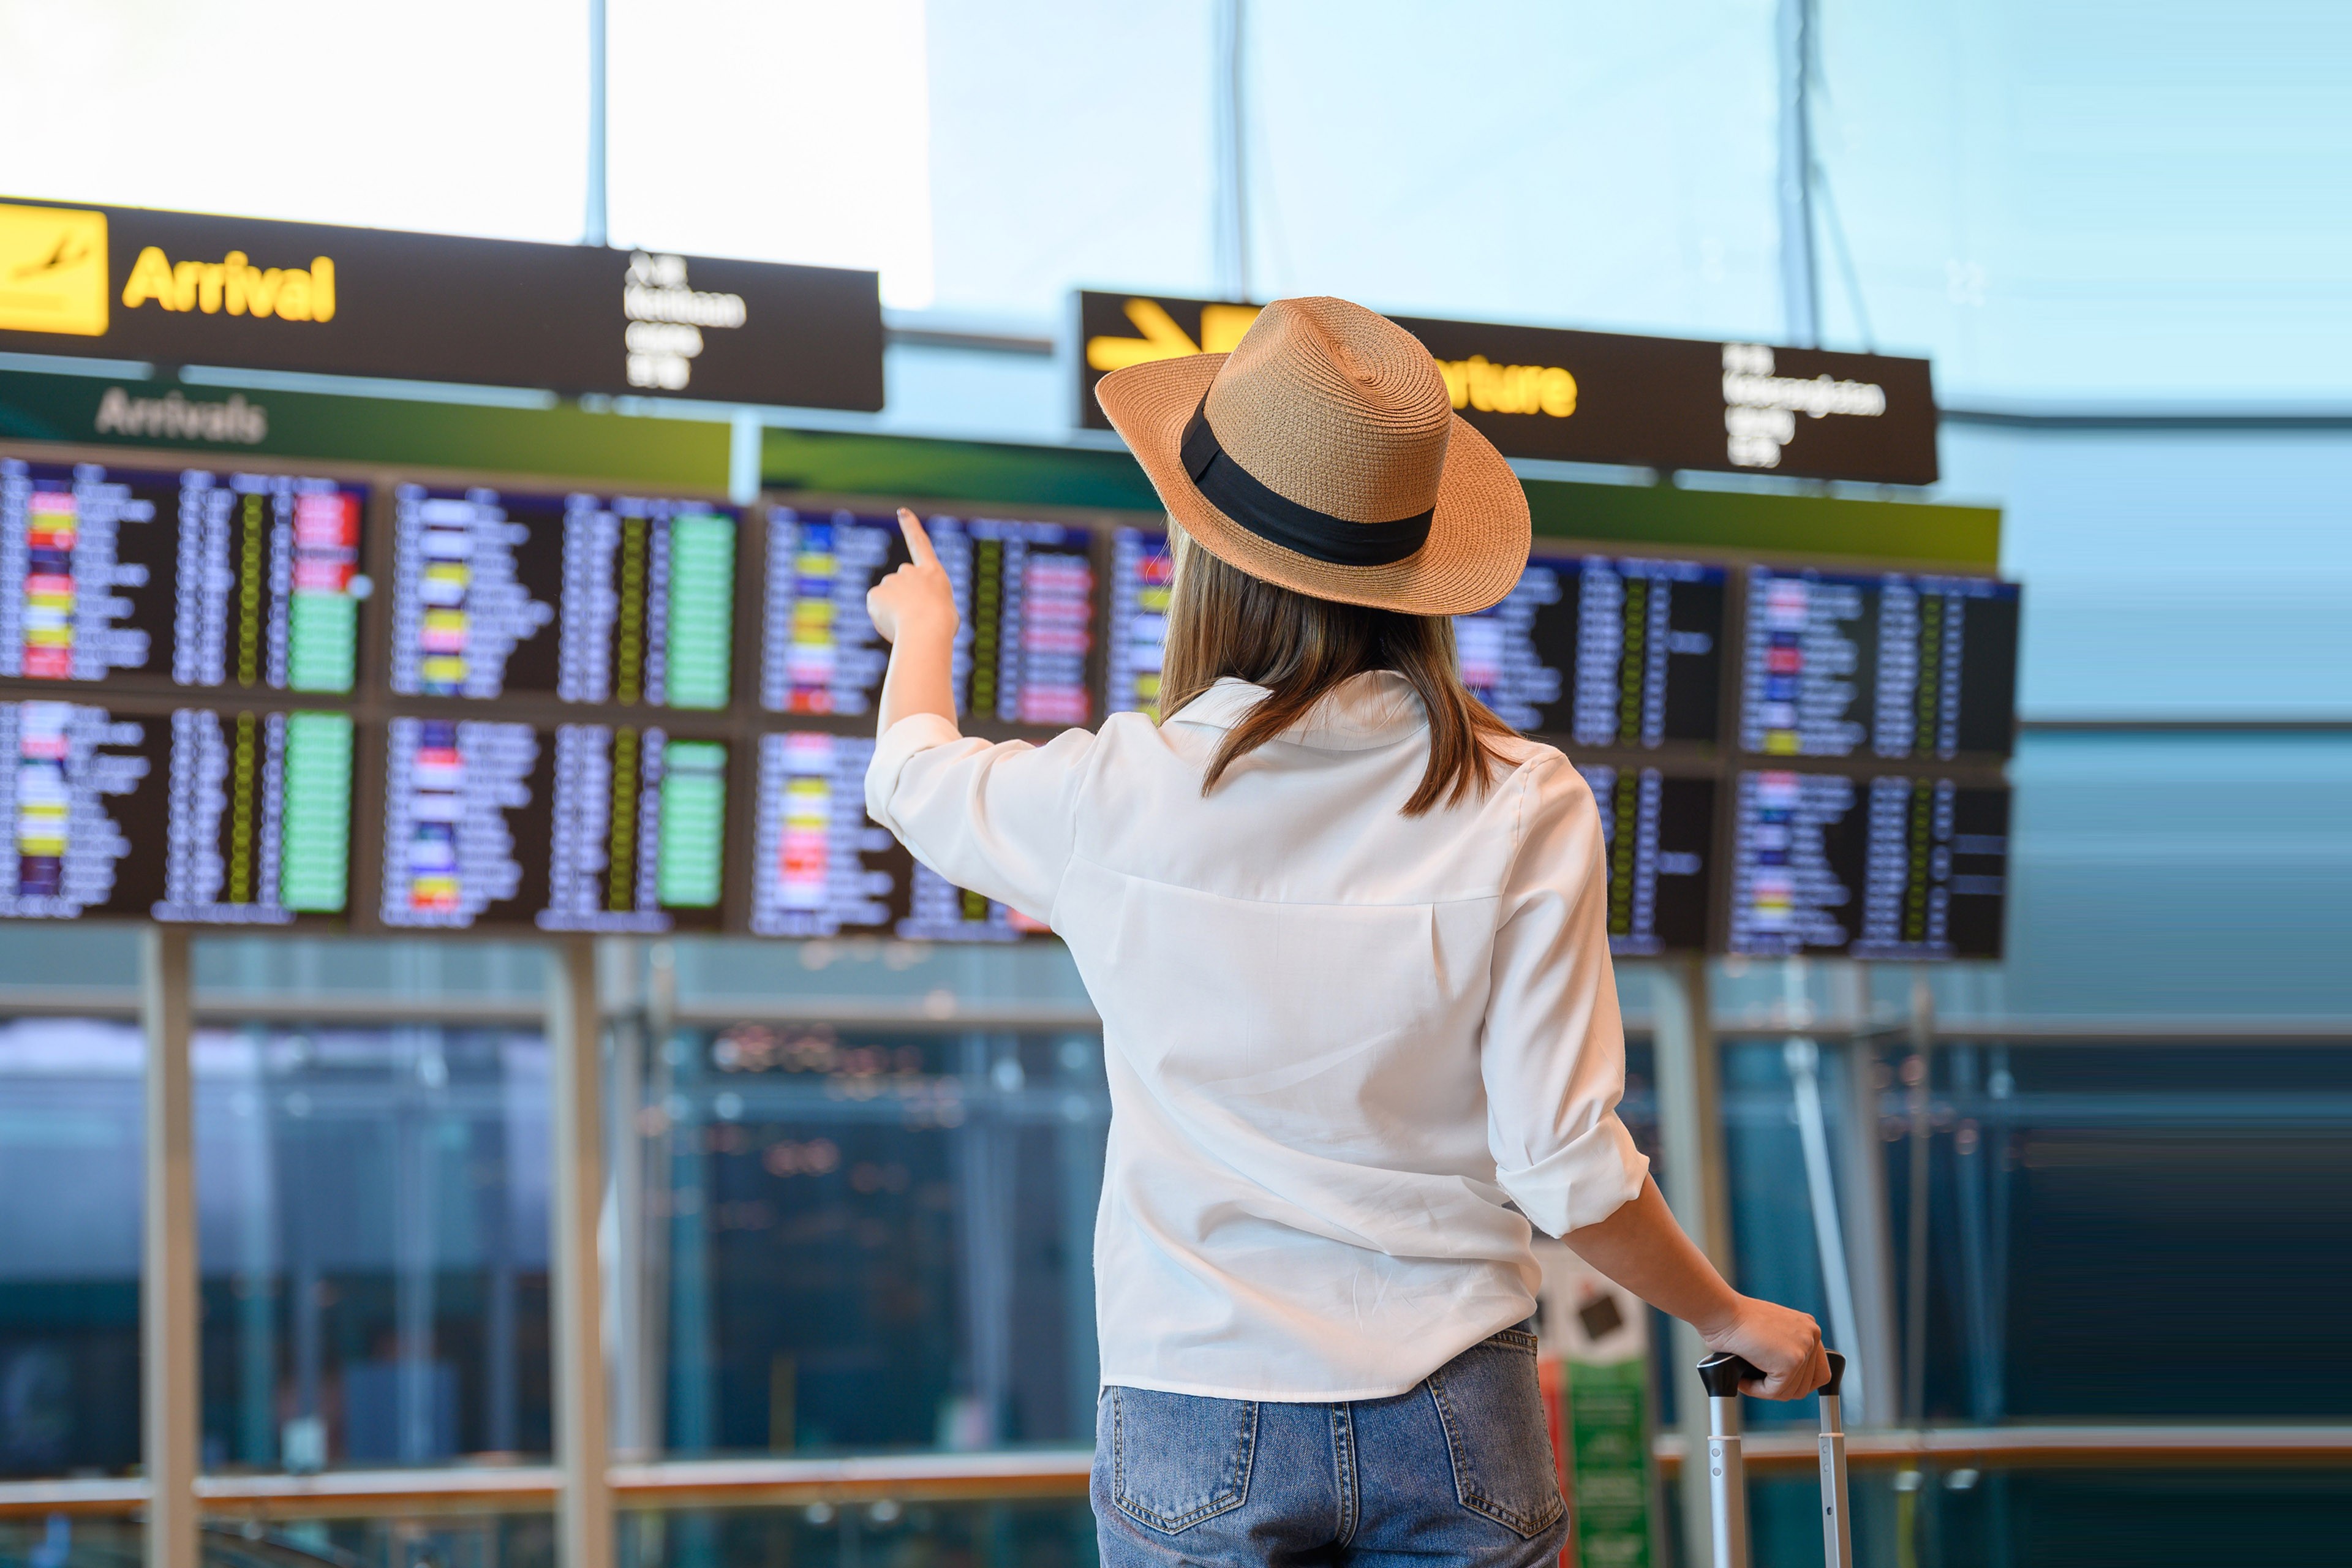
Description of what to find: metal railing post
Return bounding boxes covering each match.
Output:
[1651,956,1730,1567]
[549,936,614,1568]
[140,926,198,1568]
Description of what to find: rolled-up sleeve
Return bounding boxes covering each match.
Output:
[864,714,1096,925]
[1481,756,1649,1236]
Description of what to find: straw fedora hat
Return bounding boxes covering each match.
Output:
[1095,295,1529,616]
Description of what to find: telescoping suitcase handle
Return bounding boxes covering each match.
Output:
[1695,1348,1851,1568]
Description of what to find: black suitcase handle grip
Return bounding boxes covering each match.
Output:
[1697,1348,1846,1397]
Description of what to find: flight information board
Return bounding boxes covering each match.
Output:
[1457,553,1726,747]
[962,518,1095,728]
[0,699,352,922]
[1574,762,1715,956]
[0,445,2026,959]
[390,485,737,708]
[1104,526,1174,719]
[759,508,898,717]
[903,862,1039,943]
[1737,567,2019,761]
[758,508,1096,728]
[1723,768,2008,959]
[377,716,728,933]
[0,459,367,693]
[749,729,897,937]
[748,728,1048,941]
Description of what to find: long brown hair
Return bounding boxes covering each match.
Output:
[1156,521,1517,815]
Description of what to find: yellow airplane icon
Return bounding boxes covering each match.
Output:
[0,203,109,336]
[1085,297,1260,372]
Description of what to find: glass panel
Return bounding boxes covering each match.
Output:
[620,1500,1096,1568]
[0,1512,558,1568]
[0,1017,143,1480]
[1718,1012,2352,1428]
[198,1025,551,1471]
[1748,1466,2352,1568]
[666,935,1093,1014]
[649,1022,1106,1455]
[1905,1041,2352,1423]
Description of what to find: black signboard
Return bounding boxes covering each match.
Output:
[0,198,884,410]
[1076,292,1938,486]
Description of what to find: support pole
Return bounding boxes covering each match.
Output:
[1210,0,1251,301]
[1833,965,1901,1431]
[549,937,614,1568]
[1651,957,1730,1568]
[602,940,652,1460]
[1775,0,1820,346]
[728,411,763,507]
[1901,973,1934,1425]
[141,927,198,1568]
[584,0,609,247]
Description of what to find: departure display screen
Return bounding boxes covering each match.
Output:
[1457,553,1726,746]
[389,485,736,708]
[1574,762,1715,956]
[902,862,1040,943]
[758,508,1095,729]
[1723,767,2008,959]
[1736,567,2019,761]
[1104,526,1174,719]
[750,730,897,937]
[758,508,898,717]
[959,517,1094,728]
[377,716,728,933]
[0,459,366,693]
[0,699,352,923]
[0,444,2025,959]
[748,728,1048,941]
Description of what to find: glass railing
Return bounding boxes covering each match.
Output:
[1,936,2345,1568]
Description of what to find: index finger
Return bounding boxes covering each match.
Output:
[897,508,939,569]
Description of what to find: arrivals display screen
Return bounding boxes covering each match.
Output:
[1736,567,2019,761]
[0,699,352,922]
[0,459,366,693]
[390,484,736,708]
[1457,552,1727,747]
[377,717,728,933]
[758,507,1096,729]
[1575,763,1716,956]
[748,728,1045,943]
[1723,767,2008,959]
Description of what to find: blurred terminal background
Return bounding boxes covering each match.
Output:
[0,4,2345,1568]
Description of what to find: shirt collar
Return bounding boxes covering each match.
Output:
[1163,671,1427,752]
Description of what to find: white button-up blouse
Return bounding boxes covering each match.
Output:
[865,670,1648,1401]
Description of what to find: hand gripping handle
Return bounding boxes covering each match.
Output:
[1694,1350,1853,1568]
[1697,1351,1758,1400]
[1697,1348,1847,1400]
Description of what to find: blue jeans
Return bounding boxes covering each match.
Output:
[1092,1326,1568,1568]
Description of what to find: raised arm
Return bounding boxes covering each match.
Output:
[867,508,960,735]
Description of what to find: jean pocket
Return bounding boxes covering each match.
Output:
[1108,1385,1260,1535]
[1426,1329,1566,1538]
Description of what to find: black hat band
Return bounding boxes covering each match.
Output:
[1179,396,1434,568]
